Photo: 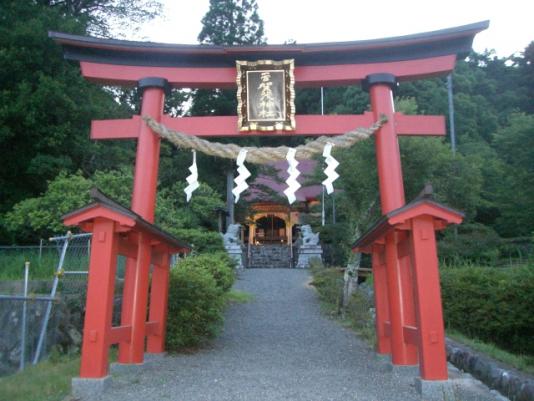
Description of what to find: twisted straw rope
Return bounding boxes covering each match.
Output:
[143,115,386,165]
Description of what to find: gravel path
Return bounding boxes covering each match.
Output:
[97,269,507,401]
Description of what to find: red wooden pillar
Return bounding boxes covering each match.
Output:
[119,78,169,362]
[79,218,118,378]
[146,251,171,353]
[124,232,152,363]
[410,216,448,380]
[117,257,135,363]
[365,74,417,365]
[371,245,390,354]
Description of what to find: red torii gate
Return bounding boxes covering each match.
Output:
[51,20,487,397]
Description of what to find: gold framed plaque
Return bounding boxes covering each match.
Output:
[236,59,296,131]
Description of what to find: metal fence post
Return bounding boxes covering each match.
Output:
[19,261,29,371]
[38,239,43,268]
[32,233,71,365]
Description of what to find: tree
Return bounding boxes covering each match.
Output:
[161,0,268,196]
[491,113,534,236]
[0,1,159,228]
[2,168,225,244]
[198,0,265,46]
[35,0,162,37]
[189,0,266,117]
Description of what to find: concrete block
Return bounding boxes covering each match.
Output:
[386,362,419,376]
[72,375,112,400]
[414,378,455,401]
[144,352,167,362]
[110,362,145,374]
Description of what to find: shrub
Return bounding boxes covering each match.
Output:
[167,228,224,254]
[310,264,344,310]
[438,223,501,265]
[166,263,225,350]
[317,223,352,266]
[440,265,534,355]
[178,252,236,292]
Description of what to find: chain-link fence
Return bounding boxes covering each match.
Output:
[0,233,94,376]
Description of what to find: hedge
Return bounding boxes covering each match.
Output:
[440,265,534,355]
[166,264,225,350]
[176,252,236,292]
[165,252,237,350]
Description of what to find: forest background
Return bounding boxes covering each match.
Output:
[1,0,533,266]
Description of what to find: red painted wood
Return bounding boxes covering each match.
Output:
[131,87,165,222]
[384,232,417,365]
[146,253,170,354]
[402,325,419,346]
[117,258,136,363]
[395,114,445,136]
[369,83,405,213]
[410,216,449,380]
[80,55,456,88]
[91,116,141,140]
[371,246,391,355]
[79,218,118,378]
[90,113,444,139]
[398,236,419,364]
[144,321,160,337]
[108,325,132,345]
[123,232,152,364]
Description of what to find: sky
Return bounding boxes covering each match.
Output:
[135,0,534,57]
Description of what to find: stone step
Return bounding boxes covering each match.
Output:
[248,245,293,268]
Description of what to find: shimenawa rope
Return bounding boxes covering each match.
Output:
[143,115,387,164]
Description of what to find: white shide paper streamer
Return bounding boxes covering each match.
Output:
[322,143,339,194]
[283,148,301,204]
[232,149,251,203]
[184,150,200,202]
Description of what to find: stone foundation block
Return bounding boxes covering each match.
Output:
[415,378,455,401]
[72,375,112,400]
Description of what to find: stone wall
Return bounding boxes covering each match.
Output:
[0,279,123,377]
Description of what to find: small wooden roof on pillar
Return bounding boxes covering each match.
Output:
[63,188,191,254]
[352,188,464,254]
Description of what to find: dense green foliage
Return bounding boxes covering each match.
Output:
[174,252,236,292]
[0,1,156,219]
[1,0,533,272]
[440,265,534,355]
[2,170,225,248]
[309,260,375,343]
[165,250,236,350]
[312,48,534,265]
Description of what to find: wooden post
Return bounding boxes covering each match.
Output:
[366,74,416,365]
[79,218,118,378]
[146,250,171,354]
[410,216,448,379]
[119,78,167,363]
[124,232,152,363]
[371,245,391,354]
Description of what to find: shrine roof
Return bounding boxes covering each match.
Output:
[352,186,464,252]
[49,21,488,68]
[63,188,191,251]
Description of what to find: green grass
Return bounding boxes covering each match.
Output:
[225,289,254,303]
[0,354,80,401]
[0,251,59,280]
[447,329,534,375]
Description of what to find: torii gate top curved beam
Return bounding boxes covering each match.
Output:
[49,21,488,88]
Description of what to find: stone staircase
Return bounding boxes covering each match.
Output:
[248,245,292,268]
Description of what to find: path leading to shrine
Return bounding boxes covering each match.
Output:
[96,269,506,401]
